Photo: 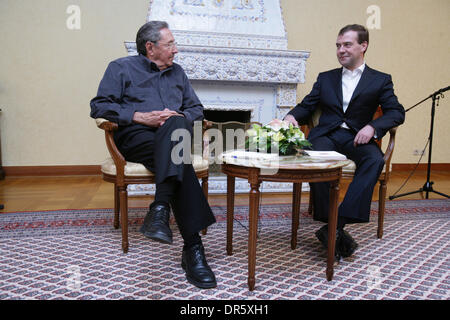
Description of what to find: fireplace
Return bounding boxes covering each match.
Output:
[203,110,252,176]
[126,0,310,194]
[204,110,251,123]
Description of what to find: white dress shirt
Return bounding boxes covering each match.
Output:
[341,63,365,129]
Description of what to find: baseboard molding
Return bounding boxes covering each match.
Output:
[4,165,101,176]
[3,163,449,176]
[392,163,450,171]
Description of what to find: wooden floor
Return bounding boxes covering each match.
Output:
[0,170,449,212]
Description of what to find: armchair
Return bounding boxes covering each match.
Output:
[304,107,397,239]
[95,118,210,253]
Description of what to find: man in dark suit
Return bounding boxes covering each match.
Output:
[284,24,405,258]
[91,21,216,289]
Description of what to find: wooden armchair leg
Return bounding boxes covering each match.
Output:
[119,186,129,253]
[113,184,120,229]
[377,180,387,239]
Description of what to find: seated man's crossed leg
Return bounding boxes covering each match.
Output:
[118,116,217,289]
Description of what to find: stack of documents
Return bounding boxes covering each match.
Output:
[303,150,347,160]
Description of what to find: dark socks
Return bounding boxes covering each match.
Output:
[154,177,178,207]
[337,216,348,230]
[183,233,202,250]
[155,176,203,251]
[322,217,347,232]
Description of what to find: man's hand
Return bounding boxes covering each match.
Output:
[158,108,184,126]
[284,114,299,127]
[133,108,183,127]
[354,124,375,146]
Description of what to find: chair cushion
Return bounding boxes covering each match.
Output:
[341,160,386,174]
[192,154,209,171]
[101,155,208,177]
[101,158,153,176]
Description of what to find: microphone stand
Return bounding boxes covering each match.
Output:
[389,86,450,200]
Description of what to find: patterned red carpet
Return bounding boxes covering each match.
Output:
[0,199,449,300]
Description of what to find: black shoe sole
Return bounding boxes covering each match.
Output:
[181,262,217,289]
[339,242,358,258]
[140,226,173,245]
[338,231,359,258]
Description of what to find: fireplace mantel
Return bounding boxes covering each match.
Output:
[125,42,309,85]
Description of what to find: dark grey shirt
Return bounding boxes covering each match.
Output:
[90,54,203,126]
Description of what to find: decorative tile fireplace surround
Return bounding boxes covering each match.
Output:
[126,0,310,194]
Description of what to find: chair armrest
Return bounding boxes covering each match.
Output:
[302,110,321,138]
[203,120,213,131]
[383,127,397,163]
[94,118,126,181]
[202,120,214,161]
[95,118,118,131]
[381,126,397,182]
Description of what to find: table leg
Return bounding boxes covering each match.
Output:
[291,182,302,250]
[326,179,340,281]
[226,175,235,256]
[248,171,261,291]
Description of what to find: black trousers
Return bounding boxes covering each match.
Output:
[114,116,216,238]
[310,128,385,224]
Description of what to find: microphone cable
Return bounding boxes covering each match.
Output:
[389,138,429,199]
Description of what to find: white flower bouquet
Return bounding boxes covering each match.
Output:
[245,119,312,155]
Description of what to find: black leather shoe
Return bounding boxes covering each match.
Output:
[315,224,329,249]
[315,224,342,260]
[181,243,217,289]
[337,229,358,258]
[315,225,358,259]
[140,203,173,244]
